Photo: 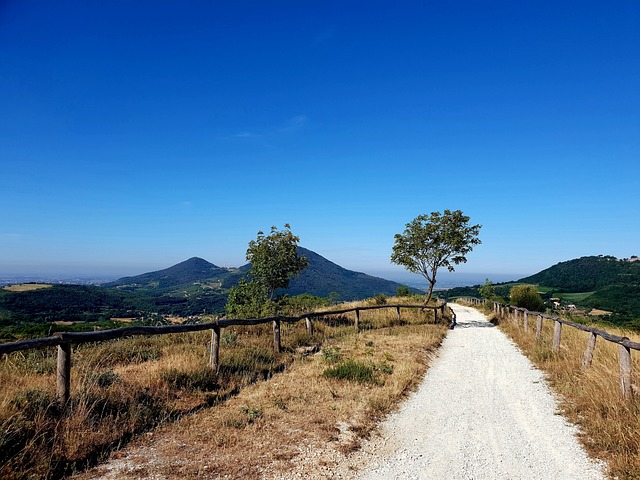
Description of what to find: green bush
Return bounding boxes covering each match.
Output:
[509,285,545,312]
[323,360,378,384]
[396,285,410,297]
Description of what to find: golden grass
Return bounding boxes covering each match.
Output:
[1,299,448,479]
[494,308,640,479]
[3,284,52,292]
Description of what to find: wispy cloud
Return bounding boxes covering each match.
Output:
[223,115,309,141]
[278,115,308,133]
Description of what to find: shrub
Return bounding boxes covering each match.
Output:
[373,294,387,305]
[323,360,378,384]
[396,285,410,297]
[509,285,545,312]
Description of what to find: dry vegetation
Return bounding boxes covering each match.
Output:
[488,305,640,479]
[3,284,53,292]
[1,298,448,479]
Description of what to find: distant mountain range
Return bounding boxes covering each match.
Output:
[0,247,421,338]
[105,247,419,300]
[443,255,640,327]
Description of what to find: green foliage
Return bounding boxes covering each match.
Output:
[373,293,387,305]
[519,255,640,292]
[478,278,496,300]
[321,347,342,363]
[391,210,481,303]
[322,360,378,384]
[509,285,545,312]
[225,279,275,319]
[246,224,308,299]
[396,285,410,297]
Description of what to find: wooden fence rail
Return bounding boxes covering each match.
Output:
[474,300,640,401]
[0,302,447,407]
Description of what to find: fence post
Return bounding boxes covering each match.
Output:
[273,319,281,353]
[620,342,633,400]
[536,315,543,341]
[581,332,597,369]
[305,316,313,335]
[396,306,401,324]
[57,342,71,407]
[523,311,528,331]
[434,306,438,323]
[513,308,518,327]
[553,321,562,352]
[209,326,220,373]
[355,309,360,332]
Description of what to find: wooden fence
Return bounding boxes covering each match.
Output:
[0,302,448,407]
[459,298,638,400]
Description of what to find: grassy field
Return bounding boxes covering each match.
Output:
[2,284,53,292]
[484,304,640,479]
[1,297,449,479]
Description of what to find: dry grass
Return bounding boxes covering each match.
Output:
[1,299,448,479]
[493,307,640,479]
[3,284,52,292]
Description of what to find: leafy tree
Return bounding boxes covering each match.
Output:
[246,224,308,299]
[478,278,496,300]
[391,210,481,304]
[225,279,275,319]
[509,284,544,312]
[226,224,308,318]
[396,285,411,297]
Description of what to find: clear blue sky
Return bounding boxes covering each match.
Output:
[1,1,638,281]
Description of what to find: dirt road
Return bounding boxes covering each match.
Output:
[347,303,606,479]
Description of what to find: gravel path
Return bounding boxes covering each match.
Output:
[351,303,606,480]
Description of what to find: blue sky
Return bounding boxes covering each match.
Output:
[1,1,638,282]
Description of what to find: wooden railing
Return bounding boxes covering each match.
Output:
[460,299,639,400]
[0,302,447,407]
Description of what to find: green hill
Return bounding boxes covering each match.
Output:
[1,248,419,339]
[518,255,640,292]
[443,255,640,328]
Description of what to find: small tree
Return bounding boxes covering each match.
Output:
[391,210,481,304]
[226,279,275,319]
[246,224,308,299]
[226,224,308,318]
[509,284,544,312]
[478,278,496,300]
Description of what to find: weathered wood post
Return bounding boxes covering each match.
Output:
[433,306,438,323]
[619,341,633,400]
[305,316,313,336]
[553,320,563,353]
[581,332,597,369]
[354,309,360,332]
[57,342,71,407]
[536,314,543,341]
[513,308,518,327]
[273,319,281,353]
[396,306,401,324]
[209,326,220,373]
[523,311,528,331]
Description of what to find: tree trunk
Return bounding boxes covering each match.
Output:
[423,281,435,305]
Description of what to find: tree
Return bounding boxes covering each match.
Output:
[478,278,496,300]
[226,225,308,318]
[391,210,481,304]
[246,224,308,299]
[509,284,544,312]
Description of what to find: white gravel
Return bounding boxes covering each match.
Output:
[352,303,607,480]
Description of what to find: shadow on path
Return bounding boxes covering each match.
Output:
[456,320,495,329]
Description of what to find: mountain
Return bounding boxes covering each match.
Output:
[106,248,418,301]
[284,247,419,300]
[104,257,236,290]
[443,255,640,328]
[517,255,640,292]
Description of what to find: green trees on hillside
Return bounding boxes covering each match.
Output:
[391,210,481,304]
[226,225,308,318]
[509,285,544,312]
